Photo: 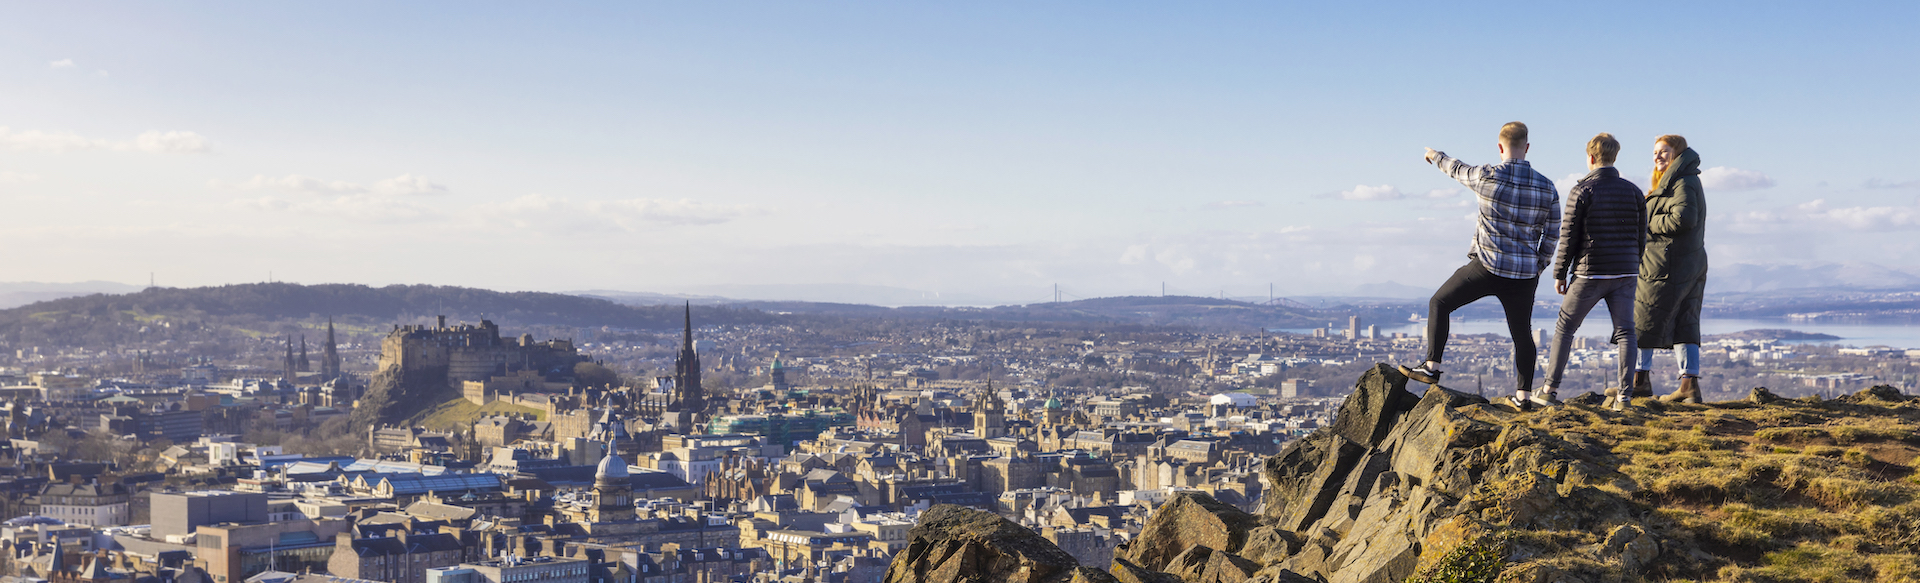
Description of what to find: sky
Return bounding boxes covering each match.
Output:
[2,2,1919,305]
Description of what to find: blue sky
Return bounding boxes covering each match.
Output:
[2,3,1917,304]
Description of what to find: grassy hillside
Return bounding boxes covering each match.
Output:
[1514,388,1920,581]
[411,396,547,433]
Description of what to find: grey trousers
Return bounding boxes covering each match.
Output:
[1544,276,1638,390]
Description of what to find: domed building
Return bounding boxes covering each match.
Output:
[589,439,635,524]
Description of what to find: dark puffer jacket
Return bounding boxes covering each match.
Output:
[1552,166,1647,280]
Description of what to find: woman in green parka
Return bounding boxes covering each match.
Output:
[1635,134,1708,403]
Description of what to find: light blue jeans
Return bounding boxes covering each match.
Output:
[1637,344,1701,376]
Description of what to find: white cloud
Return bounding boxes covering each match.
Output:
[131,130,209,153]
[1421,188,1462,199]
[1726,198,1920,233]
[228,173,450,222]
[1337,184,1404,200]
[373,174,448,196]
[473,194,770,231]
[218,174,365,194]
[1559,173,1586,195]
[0,127,210,153]
[0,170,38,183]
[593,197,768,226]
[1700,166,1775,191]
[1206,200,1263,209]
[238,194,440,222]
[48,59,74,69]
[1864,178,1920,190]
[217,173,446,196]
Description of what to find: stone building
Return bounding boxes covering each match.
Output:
[30,481,130,527]
[378,317,587,393]
[327,519,471,583]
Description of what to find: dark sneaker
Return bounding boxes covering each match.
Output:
[1398,364,1443,385]
[1530,390,1562,408]
[1506,395,1536,412]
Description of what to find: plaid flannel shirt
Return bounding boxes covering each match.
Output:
[1432,152,1561,279]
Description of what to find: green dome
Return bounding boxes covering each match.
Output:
[1044,398,1062,409]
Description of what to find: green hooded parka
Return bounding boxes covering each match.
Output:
[1635,147,1708,349]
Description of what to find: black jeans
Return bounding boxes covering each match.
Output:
[1424,258,1539,392]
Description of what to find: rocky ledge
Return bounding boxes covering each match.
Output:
[887,363,1920,583]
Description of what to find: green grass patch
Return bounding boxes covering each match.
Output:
[1406,538,1504,583]
[411,397,547,433]
[1757,427,1828,442]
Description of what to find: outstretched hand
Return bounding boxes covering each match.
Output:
[1424,148,1438,164]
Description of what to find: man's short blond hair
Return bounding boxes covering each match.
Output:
[1587,133,1620,165]
[1656,134,1688,152]
[1499,122,1528,149]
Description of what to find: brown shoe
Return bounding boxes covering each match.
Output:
[1632,370,1654,397]
[1661,376,1703,403]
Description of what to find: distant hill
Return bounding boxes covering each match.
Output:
[0,281,144,309]
[582,283,1015,307]
[722,295,1345,329]
[0,283,784,349]
[1710,261,1920,293]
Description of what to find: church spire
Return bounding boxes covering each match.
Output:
[321,316,342,382]
[671,303,703,415]
[682,302,694,350]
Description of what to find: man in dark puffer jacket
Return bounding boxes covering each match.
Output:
[1538,133,1646,411]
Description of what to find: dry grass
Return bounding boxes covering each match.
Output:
[1508,389,1920,582]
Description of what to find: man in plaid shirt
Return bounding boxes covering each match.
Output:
[1400,122,1561,412]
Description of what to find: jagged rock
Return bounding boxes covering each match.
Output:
[1473,472,1561,526]
[1330,364,1421,448]
[1237,526,1300,564]
[1245,565,1320,583]
[1495,562,1592,583]
[1263,430,1365,531]
[1121,492,1261,571]
[1850,384,1910,402]
[1071,568,1121,583]
[1382,388,1500,499]
[885,504,1086,583]
[1748,386,1782,404]
[1324,491,1420,583]
[1160,545,1261,583]
[1109,558,1183,583]
[1275,539,1333,581]
[1592,524,1659,572]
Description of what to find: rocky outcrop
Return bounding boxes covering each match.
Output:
[886,364,1920,582]
[884,504,1118,583]
[1106,362,1655,582]
[1121,492,1262,570]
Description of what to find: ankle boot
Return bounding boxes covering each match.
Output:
[1661,375,1702,403]
[1632,370,1653,397]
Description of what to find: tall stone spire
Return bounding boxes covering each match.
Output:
[297,336,310,372]
[321,316,342,382]
[282,337,296,383]
[671,302,704,414]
